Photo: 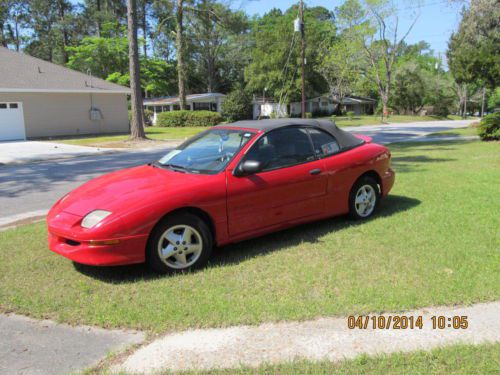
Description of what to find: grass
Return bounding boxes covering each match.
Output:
[333,114,463,127]
[428,126,479,137]
[49,115,466,147]
[0,141,499,332]
[171,343,500,374]
[50,126,207,146]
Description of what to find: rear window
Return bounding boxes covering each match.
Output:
[307,128,340,157]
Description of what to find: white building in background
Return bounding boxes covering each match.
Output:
[252,94,376,120]
[252,97,287,119]
[290,94,376,116]
[143,93,225,124]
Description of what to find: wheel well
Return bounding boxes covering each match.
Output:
[356,170,382,194]
[151,207,216,243]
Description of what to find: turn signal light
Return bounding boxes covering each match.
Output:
[88,239,120,247]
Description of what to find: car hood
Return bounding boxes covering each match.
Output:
[57,165,209,217]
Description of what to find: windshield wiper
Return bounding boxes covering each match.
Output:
[161,163,190,173]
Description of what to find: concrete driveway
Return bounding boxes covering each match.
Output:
[0,141,118,165]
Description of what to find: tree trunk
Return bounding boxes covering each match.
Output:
[141,0,147,57]
[58,0,69,63]
[14,16,20,51]
[127,0,146,139]
[96,0,102,37]
[176,0,186,109]
[0,21,6,47]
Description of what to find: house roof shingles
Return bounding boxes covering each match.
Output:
[143,93,225,106]
[0,47,130,94]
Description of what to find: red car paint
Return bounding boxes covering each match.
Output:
[47,126,395,266]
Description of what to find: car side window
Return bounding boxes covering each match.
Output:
[245,127,315,171]
[307,128,340,157]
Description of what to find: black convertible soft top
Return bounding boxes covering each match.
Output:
[219,118,364,150]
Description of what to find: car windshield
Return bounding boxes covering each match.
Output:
[157,128,255,174]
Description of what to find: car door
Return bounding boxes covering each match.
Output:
[306,127,360,215]
[226,127,328,237]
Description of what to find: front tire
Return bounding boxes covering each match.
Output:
[146,212,213,274]
[349,176,380,220]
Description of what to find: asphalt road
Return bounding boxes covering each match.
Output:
[0,120,476,224]
[0,148,169,222]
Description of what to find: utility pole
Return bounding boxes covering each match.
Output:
[299,0,306,118]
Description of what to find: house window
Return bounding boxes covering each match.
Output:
[9,103,18,109]
[193,102,210,111]
[173,105,180,110]
[0,103,7,109]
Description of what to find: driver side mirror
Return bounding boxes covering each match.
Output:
[235,160,262,176]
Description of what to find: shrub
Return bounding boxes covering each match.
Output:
[330,115,337,123]
[311,109,333,118]
[221,89,252,122]
[346,111,355,120]
[477,113,500,141]
[156,110,222,127]
[305,112,313,119]
[128,109,154,126]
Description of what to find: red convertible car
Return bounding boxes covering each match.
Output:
[47,119,395,273]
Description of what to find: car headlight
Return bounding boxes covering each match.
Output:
[81,210,112,228]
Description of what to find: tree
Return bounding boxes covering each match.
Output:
[127,0,146,139]
[2,0,29,51]
[66,28,129,79]
[221,87,252,121]
[447,0,499,89]
[244,6,335,105]
[317,36,362,110]
[175,0,187,109]
[188,0,249,93]
[107,57,177,97]
[336,0,419,121]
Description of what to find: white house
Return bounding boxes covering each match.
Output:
[290,95,376,116]
[144,93,225,124]
[252,97,287,119]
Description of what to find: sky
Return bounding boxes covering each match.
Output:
[232,0,466,60]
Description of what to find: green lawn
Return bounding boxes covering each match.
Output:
[174,343,500,375]
[0,141,498,332]
[51,126,207,146]
[428,126,479,137]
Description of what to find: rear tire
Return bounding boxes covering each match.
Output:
[146,212,213,274]
[349,176,380,220]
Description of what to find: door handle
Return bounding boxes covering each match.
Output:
[309,168,321,175]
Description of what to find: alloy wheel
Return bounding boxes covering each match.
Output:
[157,225,203,269]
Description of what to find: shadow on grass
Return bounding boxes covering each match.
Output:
[74,194,421,284]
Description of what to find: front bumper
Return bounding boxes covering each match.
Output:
[48,232,148,266]
[47,210,148,266]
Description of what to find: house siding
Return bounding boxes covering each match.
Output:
[0,92,129,138]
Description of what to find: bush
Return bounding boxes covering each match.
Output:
[128,109,154,126]
[330,115,337,123]
[477,113,500,141]
[311,109,333,118]
[221,89,252,122]
[305,112,313,119]
[156,110,223,127]
[346,111,355,120]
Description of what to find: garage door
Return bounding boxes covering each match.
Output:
[0,102,26,141]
